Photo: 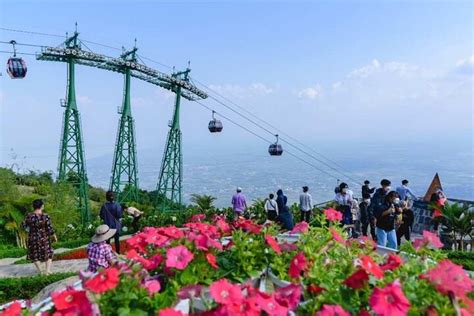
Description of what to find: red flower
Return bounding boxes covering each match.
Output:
[234,219,262,234]
[413,230,443,250]
[191,232,223,251]
[329,227,345,244]
[144,233,170,247]
[275,283,301,310]
[289,252,308,279]
[369,280,411,316]
[84,267,120,293]
[157,308,185,316]
[316,304,350,316]
[209,279,244,305]
[126,234,148,253]
[206,252,218,269]
[256,292,288,316]
[360,255,384,279]
[265,234,282,254]
[324,208,343,222]
[158,226,185,239]
[421,259,474,297]
[0,301,22,316]
[144,280,161,296]
[216,218,231,234]
[291,221,309,234]
[426,305,439,316]
[343,269,369,289]
[307,284,326,295]
[51,289,92,314]
[166,245,194,270]
[380,253,402,271]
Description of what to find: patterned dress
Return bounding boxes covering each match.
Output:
[22,213,55,262]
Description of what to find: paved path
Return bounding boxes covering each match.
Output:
[0,259,88,278]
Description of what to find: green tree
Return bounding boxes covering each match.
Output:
[190,194,217,211]
[442,202,474,251]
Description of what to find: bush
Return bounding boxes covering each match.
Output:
[0,247,26,259]
[445,250,474,270]
[0,272,76,303]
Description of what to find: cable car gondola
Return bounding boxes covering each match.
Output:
[269,134,283,156]
[6,40,27,79]
[208,111,223,133]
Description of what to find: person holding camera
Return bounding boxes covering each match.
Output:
[374,191,402,249]
[396,201,414,247]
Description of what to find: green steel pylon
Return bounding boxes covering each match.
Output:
[58,31,90,225]
[110,45,139,204]
[156,68,191,210]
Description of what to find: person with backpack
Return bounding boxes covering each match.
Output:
[99,191,123,254]
[264,193,279,222]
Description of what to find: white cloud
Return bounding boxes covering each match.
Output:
[455,55,474,75]
[348,59,420,79]
[297,84,322,100]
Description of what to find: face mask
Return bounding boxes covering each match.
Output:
[364,199,371,204]
[342,188,348,194]
[384,186,391,192]
[393,198,400,204]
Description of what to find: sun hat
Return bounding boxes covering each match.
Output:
[237,187,242,192]
[91,224,116,243]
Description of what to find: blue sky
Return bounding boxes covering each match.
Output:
[0,0,472,174]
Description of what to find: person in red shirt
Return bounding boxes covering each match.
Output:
[430,189,447,231]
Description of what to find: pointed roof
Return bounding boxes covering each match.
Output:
[423,173,443,202]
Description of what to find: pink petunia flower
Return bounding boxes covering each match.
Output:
[1,301,22,316]
[228,296,260,316]
[84,267,120,294]
[369,280,411,316]
[165,245,194,270]
[265,234,282,254]
[190,214,206,222]
[144,280,161,296]
[274,283,301,310]
[316,304,350,316]
[329,227,346,244]
[291,221,309,234]
[323,208,343,222]
[157,308,186,316]
[289,252,308,279]
[421,259,474,297]
[413,230,443,250]
[280,242,298,252]
[209,279,244,305]
[256,292,288,316]
[359,255,384,279]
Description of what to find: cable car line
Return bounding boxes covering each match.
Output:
[0,27,65,38]
[0,50,36,56]
[194,100,350,182]
[190,77,365,185]
[192,81,363,186]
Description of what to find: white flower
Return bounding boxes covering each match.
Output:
[87,224,93,229]
[122,226,128,232]
[67,224,75,230]
[171,216,177,221]
[248,238,254,243]
[264,248,269,254]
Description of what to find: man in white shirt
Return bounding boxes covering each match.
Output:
[299,186,313,222]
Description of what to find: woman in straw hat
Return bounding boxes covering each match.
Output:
[86,224,117,272]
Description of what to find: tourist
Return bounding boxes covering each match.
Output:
[231,187,247,217]
[276,189,294,230]
[430,189,447,231]
[369,179,391,217]
[22,199,57,275]
[361,180,375,198]
[374,191,401,249]
[100,191,123,254]
[396,179,418,201]
[334,182,353,225]
[264,193,279,222]
[122,204,144,232]
[359,193,376,240]
[299,186,313,222]
[396,201,414,247]
[86,224,117,272]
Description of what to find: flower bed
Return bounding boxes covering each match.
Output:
[53,240,132,261]
[3,209,473,316]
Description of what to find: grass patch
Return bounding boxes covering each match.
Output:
[0,272,76,304]
[0,247,26,259]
